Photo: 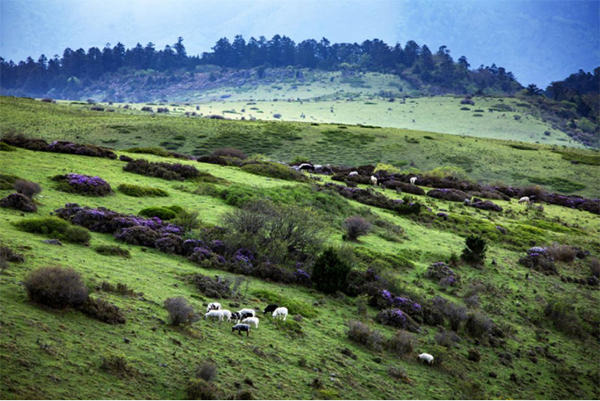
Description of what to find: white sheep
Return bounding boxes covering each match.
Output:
[220,309,232,322]
[417,353,434,364]
[242,317,259,328]
[348,171,358,177]
[371,175,378,186]
[272,307,288,321]
[518,196,530,204]
[204,310,223,321]
[238,308,256,318]
[410,176,417,185]
[206,302,221,313]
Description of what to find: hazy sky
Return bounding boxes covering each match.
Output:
[1,0,598,88]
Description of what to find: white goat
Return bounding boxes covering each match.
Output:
[348,171,358,177]
[272,307,288,321]
[204,310,223,321]
[206,302,221,313]
[518,196,530,204]
[371,175,378,186]
[238,308,256,318]
[242,317,259,328]
[410,176,417,185]
[417,353,434,364]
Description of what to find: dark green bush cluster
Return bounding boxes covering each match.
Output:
[186,378,221,400]
[188,274,234,299]
[139,206,178,220]
[95,245,131,258]
[100,354,139,377]
[196,361,218,382]
[343,216,372,241]
[78,297,126,324]
[0,193,37,212]
[461,235,487,266]
[544,299,584,337]
[240,161,306,181]
[164,297,200,326]
[311,247,352,294]
[117,183,169,197]
[211,147,247,159]
[123,159,199,181]
[23,266,89,309]
[346,320,384,351]
[126,147,172,157]
[14,217,91,244]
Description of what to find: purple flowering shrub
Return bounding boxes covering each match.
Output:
[114,226,160,247]
[188,247,221,264]
[518,246,557,274]
[426,262,459,287]
[376,309,408,329]
[470,200,503,212]
[372,289,423,324]
[294,268,312,287]
[427,188,470,202]
[52,174,113,196]
[345,267,385,297]
[155,233,184,254]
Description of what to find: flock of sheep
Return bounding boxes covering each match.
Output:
[203,302,288,337]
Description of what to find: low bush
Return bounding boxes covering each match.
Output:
[139,206,177,220]
[172,210,201,233]
[464,311,493,339]
[518,246,558,275]
[544,299,584,337]
[312,247,352,294]
[197,155,229,166]
[186,378,220,400]
[126,147,171,157]
[155,233,184,254]
[241,161,306,181]
[124,159,199,181]
[117,184,169,197]
[100,354,139,377]
[78,297,126,324]
[164,297,200,326]
[346,320,384,351]
[387,330,415,355]
[590,258,600,278]
[547,244,577,263]
[196,361,218,382]
[428,188,470,202]
[388,366,409,380]
[14,179,41,199]
[24,266,88,309]
[14,217,91,244]
[461,235,487,266]
[52,174,113,196]
[114,225,160,247]
[188,274,233,299]
[435,331,460,349]
[119,155,134,162]
[1,134,117,158]
[343,216,372,241]
[95,245,131,258]
[0,193,37,212]
[211,147,247,159]
[0,245,25,264]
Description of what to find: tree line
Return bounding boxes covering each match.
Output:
[1,35,522,97]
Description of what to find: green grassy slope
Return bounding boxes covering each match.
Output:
[1,97,598,198]
[1,145,599,399]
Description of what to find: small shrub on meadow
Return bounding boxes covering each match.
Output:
[52,174,113,197]
[124,159,199,181]
[139,206,177,220]
[117,184,169,197]
[0,193,37,212]
[590,258,600,278]
[100,354,138,377]
[24,266,88,309]
[95,245,131,258]
[188,274,233,299]
[387,366,409,380]
[171,210,201,233]
[435,331,460,349]
[386,330,415,355]
[544,299,584,337]
[186,378,220,400]
[312,247,352,294]
[114,225,160,247]
[464,311,493,339]
[196,361,218,382]
[547,244,577,263]
[343,216,372,241]
[14,179,42,199]
[14,217,91,244]
[234,389,255,400]
[518,247,558,275]
[461,235,487,266]
[346,320,384,351]
[78,297,126,324]
[164,297,200,326]
[211,147,247,159]
[155,233,184,254]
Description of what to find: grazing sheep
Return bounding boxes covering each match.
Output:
[298,163,314,172]
[417,353,434,364]
[518,196,530,204]
[238,308,256,318]
[242,317,259,328]
[206,302,221,313]
[232,324,251,337]
[220,309,232,322]
[263,304,279,314]
[348,171,358,177]
[204,310,223,321]
[231,312,242,323]
[410,177,417,185]
[272,307,288,321]
[371,175,378,186]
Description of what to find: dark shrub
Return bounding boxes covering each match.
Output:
[126,147,171,157]
[78,297,126,324]
[164,297,199,326]
[24,267,88,309]
[14,179,42,199]
[428,188,470,202]
[387,330,415,355]
[124,159,199,181]
[382,181,425,195]
[470,200,503,212]
[196,361,218,382]
[461,235,487,266]
[544,299,584,337]
[547,244,577,263]
[250,262,296,284]
[1,134,117,158]
[518,246,558,275]
[464,311,493,339]
[518,185,546,201]
[172,210,201,233]
[425,262,456,281]
[234,389,255,400]
[241,162,307,181]
[186,378,220,400]
[155,233,184,254]
[95,245,131,258]
[0,245,25,264]
[52,174,113,196]
[343,216,372,241]
[387,366,408,380]
[118,184,169,197]
[139,206,177,220]
[188,274,233,299]
[0,141,17,151]
[100,354,138,377]
[435,331,460,349]
[211,147,247,159]
[346,320,384,351]
[590,258,600,278]
[114,226,160,247]
[14,217,90,243]
[312,247,352,294]
[197,155,229,166]
[0,193,37,212]
[1,133,49,151]
[468,348,481,362]
[119,155,134,162]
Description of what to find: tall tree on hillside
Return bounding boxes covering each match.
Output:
[403,40,420,67]
[526,83,542,96]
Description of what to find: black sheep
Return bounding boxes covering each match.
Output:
[232,324,251,337]
[263,304,279,314]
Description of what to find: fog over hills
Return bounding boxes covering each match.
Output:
[1,0,598,87]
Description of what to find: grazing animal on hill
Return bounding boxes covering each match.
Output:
[272,307,288,321]
[518,196,530,204]
[204,310,223,321]
[410,177,418,185]
[220,309,232,322]
[232,324,251,336]
[242,317,259,328]
[418,353,434,364]
[298,163,314,172]
[231,312,242,323]
[263,304,279,314]
[206,302,221,313]
[371,175,378,186]
[348,171,358,177]
[238,308,256,318]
